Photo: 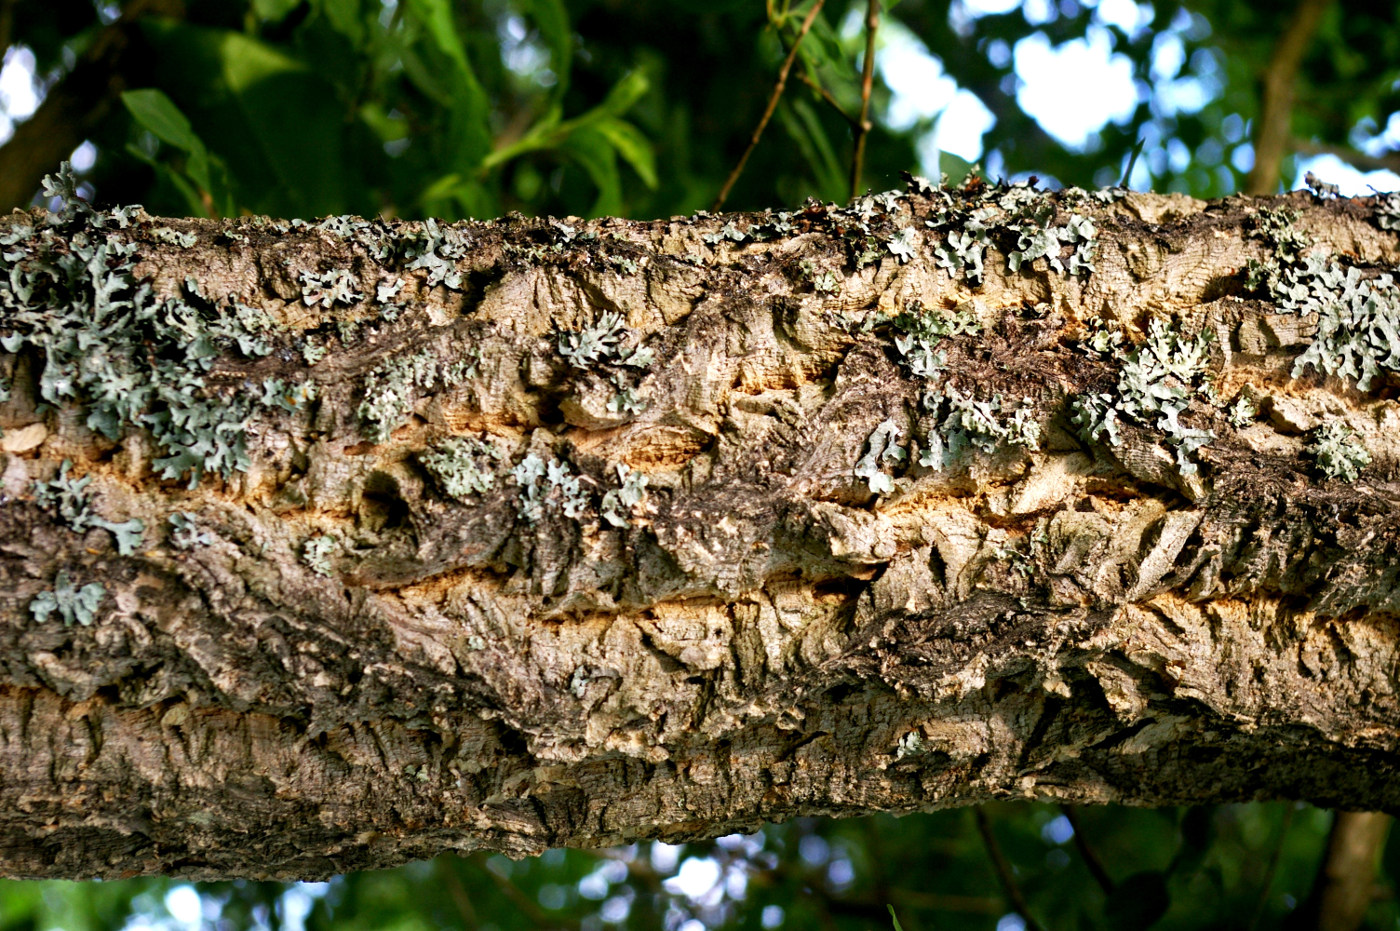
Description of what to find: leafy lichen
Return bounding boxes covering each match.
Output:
[919,386,1040,471]
[302,535,337,576]
[854,419,907,495]
[420,435,505,499]
[1307,422,1370,481]
[0,163,308,488]
[601,463,649,527]
[30,571,105,627]
[32,460,145,555]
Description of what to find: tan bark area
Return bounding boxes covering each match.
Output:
[0,183,1398,880]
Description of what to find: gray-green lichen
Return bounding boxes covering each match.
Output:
[302,535,337,576]
[29,571,105,626]
[420,435,505,499]
[0,163,308,488]
[1070,318,1216,476]
[32,459,145,555]
[358,350,473,443]
[601,464,649,527]
[1307,422,1370,481]
[168,511,217,549]
[920,385,1040,471]
[854,419,907,495]
[512,453,589,522]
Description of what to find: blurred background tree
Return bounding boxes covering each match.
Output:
[0,0,1396,928]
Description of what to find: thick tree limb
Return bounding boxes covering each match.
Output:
[0,181,1399,881]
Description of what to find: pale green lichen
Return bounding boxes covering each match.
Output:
[168,511,217,549]
[512,453,589,522]
[420,435,505,499]
[920,386,1040,471]
[557,310,653,371]
[30,571,105,627]
[0,163,308,489]
[153,227,197,248]
[601,464,649,527]
[1307,422,1370,481]
[300,268,362,308]
[358,350,446,442]
[302,535,337,576]
[1281,258,1400,391]
[32,459,145,555]
[854,419,906,495]
[1376,192,1400,232]
[1069,319,1216,476]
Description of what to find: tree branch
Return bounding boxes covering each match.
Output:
[0,0,184,212]
[1292,138,1400,177]
[1245,0,1335,194]
[712,0,824,211]
[849,0,880,201]
[1289,812,1393,931]
[1,187,1400,880]
[974,809,1045,931]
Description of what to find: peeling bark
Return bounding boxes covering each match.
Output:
[1,180,1398,880]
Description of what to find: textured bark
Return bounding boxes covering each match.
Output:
[1,181,1399,881]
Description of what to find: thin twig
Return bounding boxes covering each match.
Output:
[1243,804,1294,931]
[712,0,825,211]
[974,807,1046,931]
[436,857,481,929]
[1245,0,1335,194]
[463,852,580,930]
[796,67,857,125]
[1060,804,1115,896]
[849,0,880,201]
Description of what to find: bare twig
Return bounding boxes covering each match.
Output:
[1060,804,1115,896]
[712,0,825,211]
[796,68,857,125]
[974,807,1046,931]
[1292,138,1400,177]
[436,857,481,929]
[463,852,581,930]
[1244,804,1295,931]
[1290,811,1393,931]
[849,0,880,201]
[1245,0,1336,194]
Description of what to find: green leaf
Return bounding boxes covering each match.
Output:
[561,125,621,216]
[594,69,650,121]
[404,0,492,166]
[121,88,203,153]
[252,0,303,22]
[519,0,572,98]
[594,118,657,188]
[121,88,216,196]
[1104,871,1171,929]
[887,904,905,931]
[318,0,365,47]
